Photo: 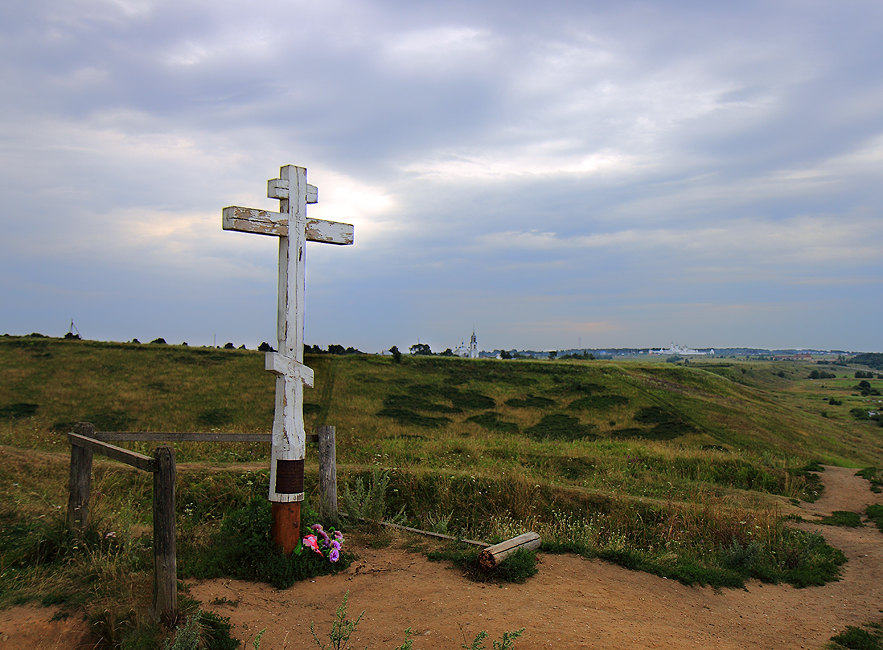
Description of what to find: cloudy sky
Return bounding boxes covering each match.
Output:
[1,0,881,353]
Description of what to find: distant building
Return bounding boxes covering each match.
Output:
[454,330,479,359]
[649,343,710,356]
[772,353,812,361]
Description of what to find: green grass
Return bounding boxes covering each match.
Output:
[865,504,883,534]
[830,623,883,650]
[3,336,883,642]
[856,467,883,493]
[819,511,864,528]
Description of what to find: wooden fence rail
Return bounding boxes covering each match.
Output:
[67,422,177,623]
[66,423,339,623]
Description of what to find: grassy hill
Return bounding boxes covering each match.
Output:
[1,335,882,646]
[2,334,880,468]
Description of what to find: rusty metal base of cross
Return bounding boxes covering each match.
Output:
[271,501,301,555]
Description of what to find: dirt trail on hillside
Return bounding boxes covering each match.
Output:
[3,466,882,650]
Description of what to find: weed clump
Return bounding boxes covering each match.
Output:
[197,408,234,427]
[505,395,556,408]
[830,624,883,650]
[630,406,694,440]
[554,381,605,394]
[343,467,406,524]
[383,393,462,414]
[525,414,597,441]
[567,395,630,410]
[462,627,525,650]
[856,467,883,493]
[551,455,595,480]
[161,609,238,650]
[466,411,519,433]
[427,544,538,584]
[819,511,864,527]
[451,391,496,410]
[495,547,539,583]
[378,384,496,428]
[0,403,39,420]
[376,407,452,428]
[310,591,522,650]
[866,504,883,534]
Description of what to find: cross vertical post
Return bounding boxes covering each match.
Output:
[222,164,354,553]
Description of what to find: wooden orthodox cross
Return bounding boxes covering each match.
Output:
[223,165,353,553]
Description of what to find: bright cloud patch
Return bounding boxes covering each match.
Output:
[382,26,499,74]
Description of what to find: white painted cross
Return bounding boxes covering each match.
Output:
[223,165,353,503]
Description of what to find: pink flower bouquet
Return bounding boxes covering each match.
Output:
[299,523,345,562]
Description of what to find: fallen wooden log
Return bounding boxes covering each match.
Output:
[478,532,541,569]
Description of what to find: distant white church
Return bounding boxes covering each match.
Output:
[650,343,712,356]
[454,330,479,359]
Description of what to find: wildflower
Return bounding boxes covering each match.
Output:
[304,524,345,562]
[104,531,116,540]
[303,534,321,555]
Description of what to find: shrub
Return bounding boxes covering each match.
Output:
[343,467,405,524]
[495,548,538,583]
[179,498,351,589]
[162,610,239,650]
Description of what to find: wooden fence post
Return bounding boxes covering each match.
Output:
[67,422,95,535]
[152,446,177,623]
[317,425,338,527]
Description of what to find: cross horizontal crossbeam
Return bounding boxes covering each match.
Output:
[222,207,354,244]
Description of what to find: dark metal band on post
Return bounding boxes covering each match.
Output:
[275,459,304,494]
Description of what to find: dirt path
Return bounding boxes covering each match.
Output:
[2,467,881,649]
